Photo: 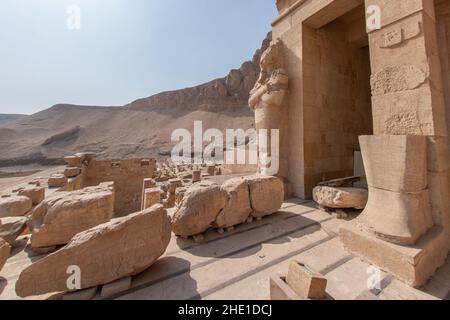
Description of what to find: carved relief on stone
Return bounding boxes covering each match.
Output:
[370,65,428,96]
[379,21,422,48]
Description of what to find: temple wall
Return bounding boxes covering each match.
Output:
[436,0,450,144]
[81,158,156,216]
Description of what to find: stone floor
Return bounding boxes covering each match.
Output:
[1,199,450,300]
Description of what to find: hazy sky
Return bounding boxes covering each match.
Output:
[0,0,277,115]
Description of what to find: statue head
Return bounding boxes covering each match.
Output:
[260,39,284,72]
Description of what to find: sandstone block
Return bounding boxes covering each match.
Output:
[0,217,27,246]
[0,238,11,272]
[18,187,45,206]
[192,170,202,183]
[270,275,302,300]
[15,205,171,297]
[172,181,227,237]
[359,135,427,192]
[312,186,368,210]
[64,156,82,168]
[0,196,32,218]
[64,167,81,178]
[286,261,327,299]
[245,175,284,218]
[143,188,161,210]
[28,183,114,248]
[48,174,68,188]
[213,178,252,228]
[360,187,433,245]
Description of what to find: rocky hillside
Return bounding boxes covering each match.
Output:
[0,114,25,126]
[0,33,271,167]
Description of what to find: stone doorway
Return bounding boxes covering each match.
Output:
[302,3,373,197]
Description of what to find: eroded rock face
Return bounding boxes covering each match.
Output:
[15,205,171,298]
[0,217,27,246]
[172,181,227,236]
[0,238,11,272]
[0,196,32,218]
[213,178,252,228]
[28,183,114,249]
[245,175,284,218]
[48,174,67,188]
[313,186,369,210]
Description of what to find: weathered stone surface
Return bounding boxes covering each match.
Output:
[313,186,368,210]
[0,217,27,246]
[64,156,82,168]
[15,205,171,297]
[143,188,161,210]
[286,261,327,299]
[0,196,32,218]
[0,238,11,272]
[48,174,67,188]
[64,167,81,178]
[18,187,45,206]
[172,181,227,237]
[213,178,252,228]
[245,175,284,218]
[28,182,114,248]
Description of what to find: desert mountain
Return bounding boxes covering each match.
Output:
[0,33,271,167]
[0,114,25,126]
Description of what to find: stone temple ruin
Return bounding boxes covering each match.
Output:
[2,0,450,300]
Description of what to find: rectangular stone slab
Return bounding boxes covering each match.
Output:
[15,205,171,297]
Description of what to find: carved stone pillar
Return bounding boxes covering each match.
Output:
[340,0,450,287]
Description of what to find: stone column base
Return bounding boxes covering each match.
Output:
[340,221,450,288]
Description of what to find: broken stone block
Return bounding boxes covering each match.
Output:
[64,167,81,178]
[0,196,32,218]
[18,187,45,206]
[172,181,227,237]
[0,238,11,272]
[0,217,27,246]
[15,205,171,297]
[168,179,183,193]
[312,186,368,210]
[192,170,202,183]
[286,261,327,299]
[28,182,114,249]
[245,175,284,218]
[100,277,132,298]
[360,135,427,193]
[207,165,216,176]
[143,178,156,189]
[143,188,161,210]
[270,274,302,300]
[48,174,67,188]
[64,156,82,168]
[213,178,252,229]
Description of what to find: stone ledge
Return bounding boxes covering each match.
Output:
[340,221,450,287]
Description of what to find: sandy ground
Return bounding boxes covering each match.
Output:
[0,166,65,194]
